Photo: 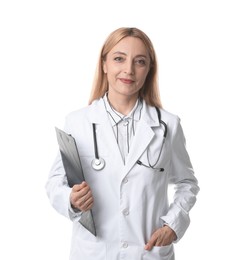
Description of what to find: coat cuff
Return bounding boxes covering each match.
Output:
[160,203,190,243]
[68,201,83,221]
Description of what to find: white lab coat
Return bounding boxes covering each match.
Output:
[46,98,199,260]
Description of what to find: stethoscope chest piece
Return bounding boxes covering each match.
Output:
[91,158,105,171]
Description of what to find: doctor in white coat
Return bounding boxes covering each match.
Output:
[46,27,199,260]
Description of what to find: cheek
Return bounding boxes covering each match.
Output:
[137,71,149,86]
[106,70,117,82]
[105,63,120,76]
[106,71,119,87]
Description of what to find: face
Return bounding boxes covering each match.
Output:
[103,36,151,100]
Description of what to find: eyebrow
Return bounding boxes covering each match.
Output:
[112,51,148,58]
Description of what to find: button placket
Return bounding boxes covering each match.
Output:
[120,175,130,253]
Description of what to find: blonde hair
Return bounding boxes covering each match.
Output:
[89,27,162,108]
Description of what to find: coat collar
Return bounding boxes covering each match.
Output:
[102,94,143,127]
[89,97,160,128]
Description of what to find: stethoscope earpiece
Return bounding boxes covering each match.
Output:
[137,160,165,172]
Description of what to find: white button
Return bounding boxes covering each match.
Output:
[122,242,128,248]
[123,120,129,126]
[123,178,128,184]
[123,209,129,216]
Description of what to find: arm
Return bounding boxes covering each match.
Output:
[45,152,94,220]
[161,117,200,242]
[45,152,73,219]
[145,117,199,250]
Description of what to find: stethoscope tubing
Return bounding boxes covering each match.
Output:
[91,123,105,171]
[92,123,99,160]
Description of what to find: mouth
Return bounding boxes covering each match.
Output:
[119,78,135,84]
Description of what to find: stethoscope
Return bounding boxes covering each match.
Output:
[91,123,106,170]
[91,107,167,171]
[136,107,167,172]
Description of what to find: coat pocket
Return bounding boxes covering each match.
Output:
[143,244,174,260]
[69,240,106,260]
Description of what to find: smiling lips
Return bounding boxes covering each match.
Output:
[119,78,135,84]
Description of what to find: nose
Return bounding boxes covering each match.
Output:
[124,60,135,75]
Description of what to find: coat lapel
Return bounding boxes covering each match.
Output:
[122,101,159,178]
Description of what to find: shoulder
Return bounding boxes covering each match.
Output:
[160,108,179,123]
[64,106,89,126]
[65,99,102,122]
[156,107,182,138]
[63,99,104,134]
[143,102,180,128]
[147,104,180,126]
[144,103,181,135]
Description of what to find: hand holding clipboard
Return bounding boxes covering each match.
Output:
[55,127,96,236]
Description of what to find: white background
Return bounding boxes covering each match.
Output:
[0,0,248,259]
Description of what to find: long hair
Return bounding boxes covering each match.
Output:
[88,27,162,108]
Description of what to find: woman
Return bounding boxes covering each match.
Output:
[46,27,199,260]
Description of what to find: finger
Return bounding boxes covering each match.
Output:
[70,189,87,208]
[72,181,88,191]
[77,186,90,199]
[79,195,94,211]
[72,194,92,210]
[155,227,177,246]
[82,198,94,211]
[80,190,93,205]
[71,189,84,203]
[74,183,90,197]
[70,182,92,210]
[79,189,93,205]
[145,233,158,251]
[72,183,82,192]
[161,226,177,245]
[152,229,165,247]
[81,181,88,188]
[154,233,164,246]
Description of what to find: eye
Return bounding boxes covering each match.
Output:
[114,56,124,62]
[135,58,146,66]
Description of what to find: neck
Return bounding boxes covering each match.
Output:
[107,93,138,116]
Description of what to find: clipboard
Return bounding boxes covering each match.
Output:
[55,127,96,236]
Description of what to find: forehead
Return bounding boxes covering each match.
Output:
[109,36,148,56]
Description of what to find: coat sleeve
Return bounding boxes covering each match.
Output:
[160,117,200,242]
[45,116,83,221]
